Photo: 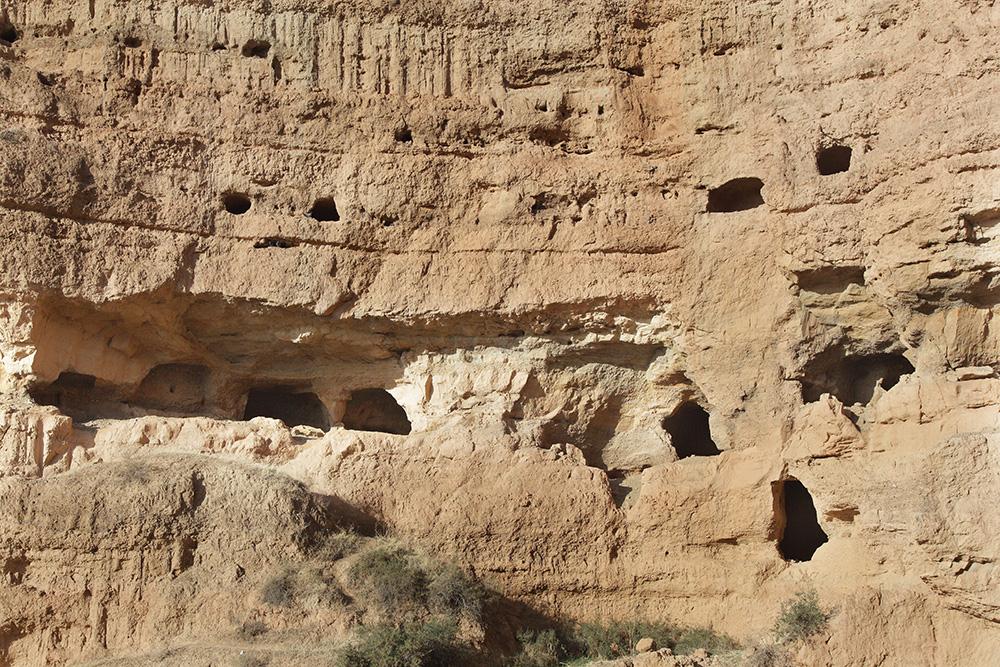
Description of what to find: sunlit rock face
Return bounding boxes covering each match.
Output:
[0,0,998,664]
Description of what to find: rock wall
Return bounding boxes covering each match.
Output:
[0,0,998,664]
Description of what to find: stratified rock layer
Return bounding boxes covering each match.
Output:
[0,0,998,664]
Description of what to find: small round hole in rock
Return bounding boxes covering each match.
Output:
[222,193,252,215]
[123,36,142,48]
[241,40,270,58]
[309,197,340,222]
[816,145,852,175]
[394,127,412,143]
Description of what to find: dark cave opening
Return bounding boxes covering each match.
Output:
[661,402,720,459]
[706,177,765,213]
[0,20,18,44]
[241,39,271,58]
[30,371,97,408]
[342,388,411,435]
[816,145,853,175]
[308,197,340,222]
[222,192,252,215]
[243,387,330,431]
[773,478,828,562]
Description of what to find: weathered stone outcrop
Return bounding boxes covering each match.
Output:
[0,0,998,664]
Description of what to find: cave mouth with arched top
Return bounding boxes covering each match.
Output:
[773,478,828,562]
[243,387,330,431]
[662,401,720,459]
[342,388,411,435]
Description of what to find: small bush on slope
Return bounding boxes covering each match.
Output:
[426,563,486,621]
[336,617,462,667]
[507,629,564,667]
[349,546,429,610]
[774,590,830,643]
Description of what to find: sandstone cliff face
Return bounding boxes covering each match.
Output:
[0,0,998,664]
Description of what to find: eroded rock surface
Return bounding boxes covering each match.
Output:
[0,0,998,664]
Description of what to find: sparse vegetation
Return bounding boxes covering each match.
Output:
[773,589,830,643]
[741,642,791,667]
[259,564,346,609]
[349,546,429,610]
[571,619,676,659]
[426,563,486,621]
[504,620,736,665]
[260,567,296,607]
[336,618,463,667]
[507,629,564,667]
[315,530,363,561]
[674,626,739,655]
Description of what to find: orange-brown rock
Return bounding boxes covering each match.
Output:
[0,0,998,664]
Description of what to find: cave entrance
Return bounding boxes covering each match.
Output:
[816,145,852,175]
[342,388,411,435]
[662,402,720,459]
[706,177,765,213]
[773,479,828,562]
[801,352,914,405]
[29,371,100,418]
[243,387,330,431]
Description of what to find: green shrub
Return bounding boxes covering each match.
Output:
[506,629,564,667]
[260,568,297,607]
[337,618,461,667]
[349,547,428,610]
[427,564,486,621]
[674,626,739,655]
[773,590,830,643]
[570,620,676,659]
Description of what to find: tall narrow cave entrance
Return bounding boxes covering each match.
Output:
[243,387,330,431]
[662,402,720,459]
[773,479,828,562]
[342,388,411,435]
